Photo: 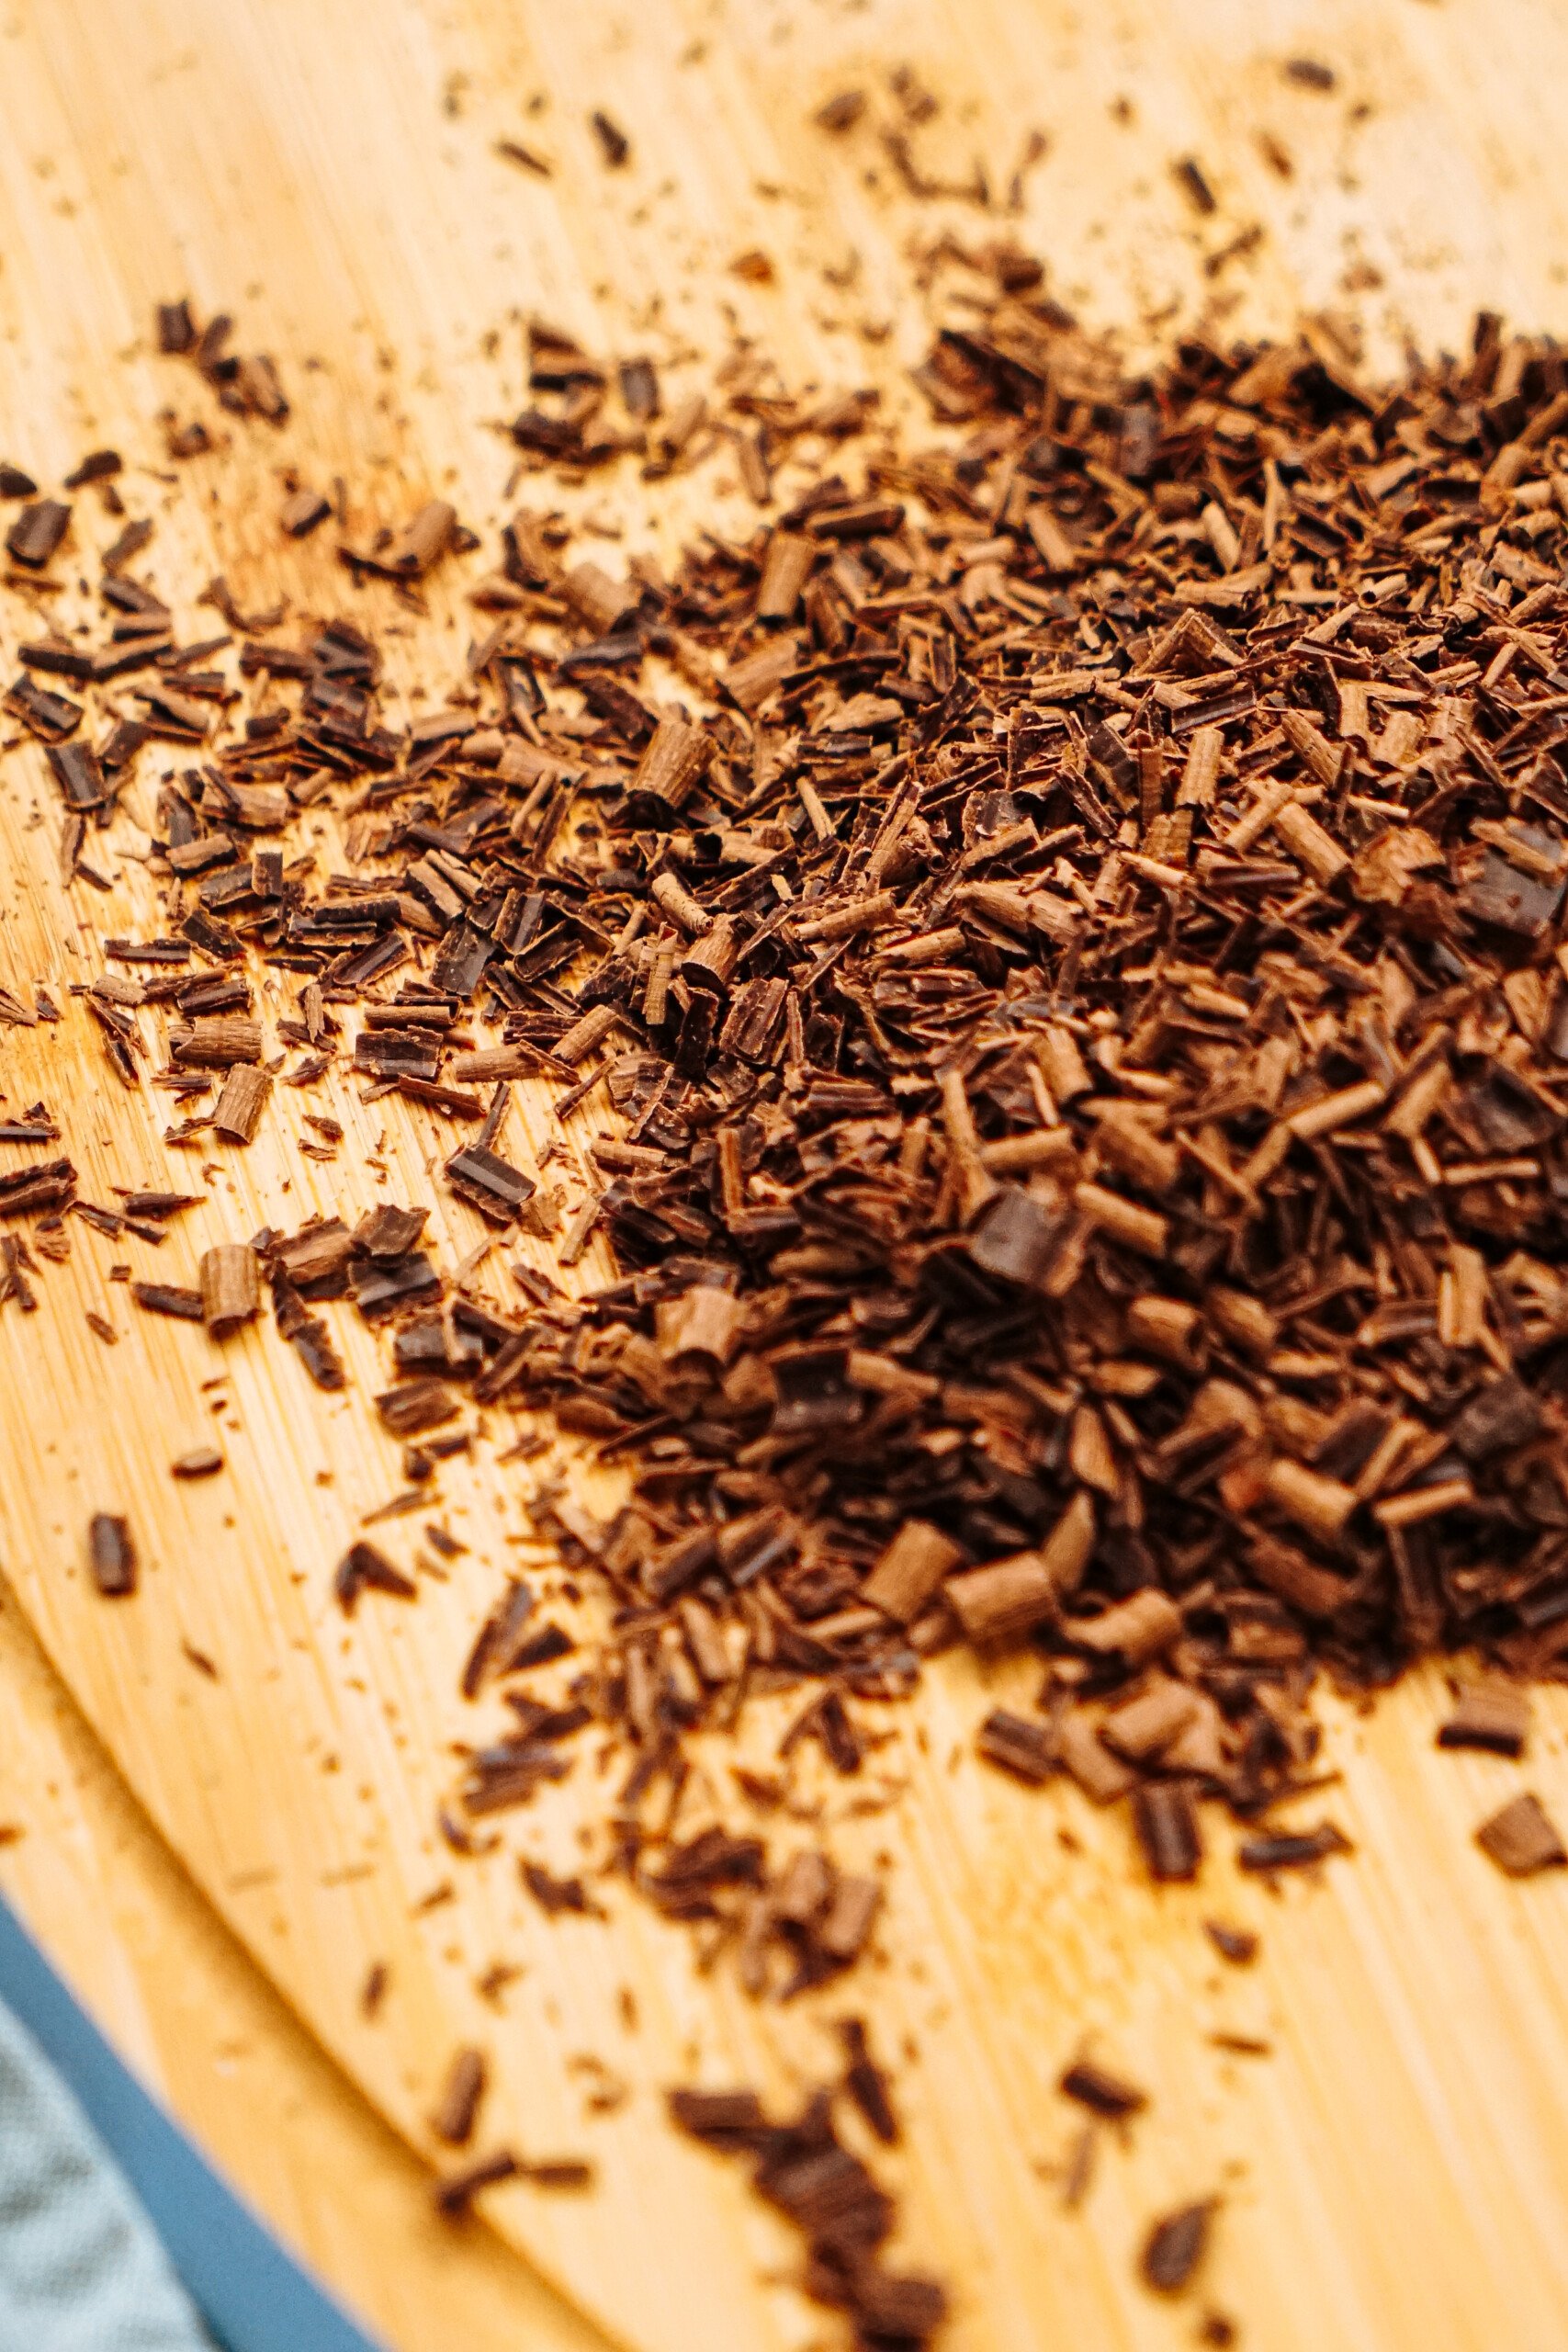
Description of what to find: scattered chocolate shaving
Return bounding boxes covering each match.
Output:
[280,486,330,538]
[519,2156,594,2190]
[0,1159,75,1219]
[130,1281,204,1321]
[433,2147,519,2217]
[1059,2057,1147,2120]
[63,449,120,489]
[1172,156,1217,215]
[1438,1679,1529,1758]
[1203,1920,1258,1966]
[212,1064,270,1143]
[1141,2199,1216,2294]
[431,2046,488,2146]
[590,110,630,168]
[334,1540,417,1613]
[0,1238,38,1315]
[1134,1784,1202,1883]
[670,2078,945,2345]
[815,90,866,134]
[976,1707,1056,1784]
[495,138,553,177]
[87,1513,136,1599]
[521,1857,599,1917]
[200,1242,260,1335]
[171,1446,224,1479]
[1236,1821,1351,1873]
[840,2018,898,2143]
[6,499,71,569]
[1475,1792,1567,1877]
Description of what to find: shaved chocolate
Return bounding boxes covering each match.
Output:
[590,110,630,167]
[976,1708,1056,1784]
[1059,2058,1147,2120]
[130,1281,204,1321]
[87,1513,136,1598]
[839,2018,898,2144]
[1236,1822,1351,1874]
[1134,1783,1202,1883]
[211,1065,270,1142]
[1476,1792,1567,1877]
[1438,1680,1529,1758]
[669,2078,944,2342]
[376,1378,458,1437]
[1203,1920,1258,1967]
[15,242,1568,2342]
[444,1145,536,1224]
[433,2147,519,2216]
[0,1159,75,1219]
[521,1858,598,1917]
[171,1446,224,1479]
[6,500,71,568]
[200,1243,260,1335]
[334,1541,417,1613]
[431,2047,488,2146]
[1142,2199,1215,2293]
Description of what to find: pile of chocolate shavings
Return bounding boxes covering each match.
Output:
[11,265,1568,2335]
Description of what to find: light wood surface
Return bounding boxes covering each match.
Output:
[6,4,1568,2346]
[0,1587,610,2352]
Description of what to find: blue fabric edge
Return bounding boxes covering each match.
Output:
[0,1890,388,2352]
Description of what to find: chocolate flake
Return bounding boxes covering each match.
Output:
[1141,2199,1215,2293]
[1059,2058,1147,2121]
[521,1858,599,1917]
[334,1541,417,1614]
[1236,1821,1351,1874]
[87,1513,137,1599]
[0,1159,75,1220]
[669,2078,945,2343]
[130,1281,205,1321]
[199,1242,260,1336]
[172,1446,224,1479]
[1438,1679,1529,1758]
[1134,1784,1202,1883]
[20,250,1568,2335]
[6,500,71,569]
[431,2047,488,2146]
[434,2147,519,2216]
[1475,1792,1567,1877]
[590,110,630,167]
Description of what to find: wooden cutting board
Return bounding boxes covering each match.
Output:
[0,1567,609,2352]
[6,5,1568,2347]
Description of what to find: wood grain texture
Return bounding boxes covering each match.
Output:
[5,3,1568,2346]
[0,1589,612,2352]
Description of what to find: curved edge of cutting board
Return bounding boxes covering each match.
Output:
[10,5,1568,2348]
[0,1572,615,2352]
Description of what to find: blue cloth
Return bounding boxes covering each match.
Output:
[0,1892,381,2352]
[0,1995,213,2350]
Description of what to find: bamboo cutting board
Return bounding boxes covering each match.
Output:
[0,1571,609,2352]
[6,5,1568,2347]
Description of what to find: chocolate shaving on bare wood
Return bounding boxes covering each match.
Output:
[16,254,1568,2346]
[87,1513,137,1599]
[431,2046,489,2146]
[1142,2199,1217,2294]
[1475,1792,1566,1876]
[669,2080,947,2344]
